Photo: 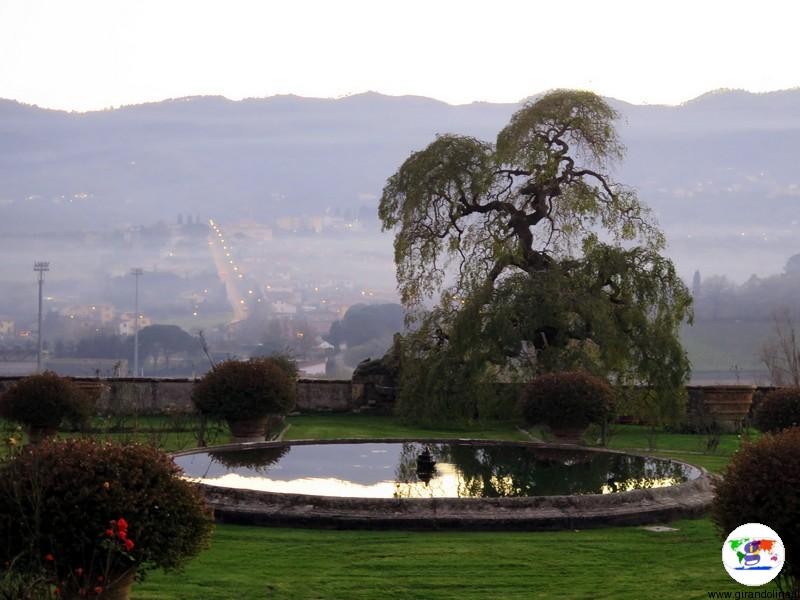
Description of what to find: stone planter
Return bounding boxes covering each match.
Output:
[701,385,756,433]
[227,417,269,442]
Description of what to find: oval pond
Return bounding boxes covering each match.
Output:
[174,441,700,499]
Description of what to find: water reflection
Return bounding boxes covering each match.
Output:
[174,442,698,499]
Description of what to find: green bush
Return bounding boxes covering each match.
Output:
[0,438,214,596]
[192,357,296,421]
[712,428,800,593]
[0,372,90,431]
[754,388,800,433]
[519,371,614,430]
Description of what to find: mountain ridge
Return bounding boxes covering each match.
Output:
[1,88,799,239]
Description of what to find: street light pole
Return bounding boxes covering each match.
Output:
[131,268,143,378]
[34,261,49,373]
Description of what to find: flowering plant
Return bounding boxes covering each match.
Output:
[39,518,136,598]
[0,439,214,597]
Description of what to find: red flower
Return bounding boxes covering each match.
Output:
[94,586,103,594]
[105,529,114,537]
[118,529,127,541]
[116,518,128,531]
[124,538,134,552]
[45,553,54,561]
[54,587,61,595]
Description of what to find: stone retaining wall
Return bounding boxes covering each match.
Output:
[0,376,785,423]
[0,376,357,415]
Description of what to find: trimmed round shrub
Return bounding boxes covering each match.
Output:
[0,372,91,431]
[0,438,214,594]
[712,428,800,592]
[754,388,800,433]
[519,371,614,430]
[192,357,296,421]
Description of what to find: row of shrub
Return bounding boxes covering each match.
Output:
[519,375,800,438]
[4,369,800,442]
[0,357,298,442]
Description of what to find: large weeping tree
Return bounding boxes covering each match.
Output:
[379,90,692,425]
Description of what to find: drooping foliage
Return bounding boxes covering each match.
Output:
[379,90,692,425]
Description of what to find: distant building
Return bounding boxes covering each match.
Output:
[118,312,152,336]
[271,301,297,316]
[0,318,15,338]
[62,304,115,324]
[229,220,273,241]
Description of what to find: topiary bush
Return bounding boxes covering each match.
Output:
[712,427,800,593]
[0,438,213,598]
[192,357,296,422]
[0,372,91,435]
[519,371,614,433]
[754,388,800,433]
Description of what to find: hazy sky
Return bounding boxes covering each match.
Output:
[1,0,798,111]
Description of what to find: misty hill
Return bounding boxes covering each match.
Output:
[1,89,800,237]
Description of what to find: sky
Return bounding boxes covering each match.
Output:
[1,0,799,112]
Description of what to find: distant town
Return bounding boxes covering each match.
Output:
[0,213,402,379]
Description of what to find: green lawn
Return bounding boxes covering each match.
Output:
[603,424,758,473]
[283,413,533,442]
[0,415,231,455]
[136,518,768,600]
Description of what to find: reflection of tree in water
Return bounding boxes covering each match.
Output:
[601,456,692,493]
[441,445,693,498]
[208,445,289,474]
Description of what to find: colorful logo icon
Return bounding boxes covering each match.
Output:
[722,523,785,586]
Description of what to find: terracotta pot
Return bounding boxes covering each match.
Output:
[701,385,756,433]
[227,416,269,441]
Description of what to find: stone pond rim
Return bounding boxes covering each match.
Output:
[172,439,716,531]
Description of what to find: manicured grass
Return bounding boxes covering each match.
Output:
[135,519,777,599]
[0,416,232,455]
[606,424,756,455]
[603,424,757,473]
[284,413,533,442]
